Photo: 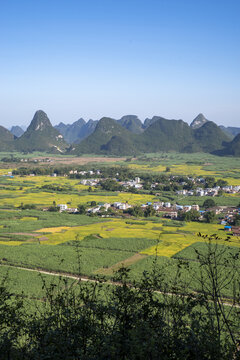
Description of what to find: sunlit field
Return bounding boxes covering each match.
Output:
[125,152,240,185]
[0,174,156,208]
[0,152,239,296]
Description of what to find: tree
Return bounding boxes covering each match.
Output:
[203,198,216,209]
[215,179,228,187]
[179,209,200,222]
[144,205,156,217]
[0,276,25,359]
[217,190,224,196]
[233,214,240,226]
[204,210,216,223]
[77,204,86,214]
[90,201,96,207]
[100,180,123,192]
[205,176,215,188]
[48,206,59,212]
[128,206,144,217]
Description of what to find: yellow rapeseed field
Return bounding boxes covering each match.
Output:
[127,163,240,185]
[33,219,160,245]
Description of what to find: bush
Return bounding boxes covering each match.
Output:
[203,198,216,209]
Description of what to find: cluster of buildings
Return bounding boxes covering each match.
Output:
[120,177,143,189]
[87,201,132,214]
[69,169,101,176]
[80,178,99,186]
[53,204,78,213]
[176,185,240,197]
[20,158,53,163]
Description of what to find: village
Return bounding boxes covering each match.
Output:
[3,168,240,236]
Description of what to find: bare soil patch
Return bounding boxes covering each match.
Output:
[2,156,126,169]
[50,156,126,165]
[38,236,49,241]
[95,253,147,276]
[7,232,39,237]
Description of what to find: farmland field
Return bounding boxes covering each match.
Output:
[0,152,240,305]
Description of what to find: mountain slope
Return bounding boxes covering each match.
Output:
[55,118,86,143]
[117,115,143,134]
[139,117,195,152]
[74,120,98,143]
[226,134,240,156]
[215,134,240,156]
[70,117,137,155]
[69,115,233,155]
[143,116,162,129]
[15,110,68,153]
[0,126,15,151]
[10,126,24,138]
[190,113,209,129]
[219,126,240,138]
[193,121,231,152]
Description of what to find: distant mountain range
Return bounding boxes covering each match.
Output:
[69,117,231,156]
[0,110,239,156]
[55,119,98,144]
[219,126,240,138]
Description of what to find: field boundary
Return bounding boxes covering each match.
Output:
[1,263,239,308]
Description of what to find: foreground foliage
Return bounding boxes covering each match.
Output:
[0,239,240,360]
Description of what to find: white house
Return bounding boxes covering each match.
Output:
[57,204,68,212]
[164,202,171,208]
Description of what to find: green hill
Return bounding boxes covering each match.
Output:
[70,117,137,155]
[117,115,143,134]
[0,125,16,151]
[140,117,194,152]
[193,121,231,152]
[227,134,240,156]
[215,133,240,156]
[2,110,238,157]
[69,115,235,156]
[15,110,68,153]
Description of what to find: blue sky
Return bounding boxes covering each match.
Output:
[0,0,239,127]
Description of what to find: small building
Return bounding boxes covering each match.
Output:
[183,205,192,212]
[57,204,68,212]
[192,204,200,211]
[224,225,232,231]
[103,203,111,210]
[164,211,178,219]
[164,202,171,208]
